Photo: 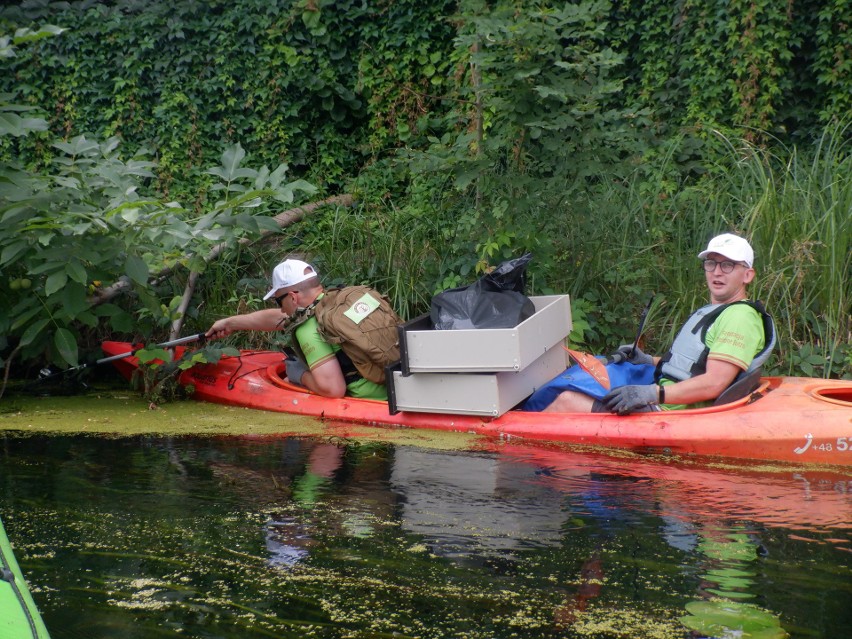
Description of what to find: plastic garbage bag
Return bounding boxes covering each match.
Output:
[430,253,535,330]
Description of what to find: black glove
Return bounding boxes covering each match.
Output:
[609,344,654,366]
[285,357,308,385]
[601,384,658,415]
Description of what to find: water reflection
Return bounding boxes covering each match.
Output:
[682,527,787,638]
[0,434,849,639]
[390,448,567,559]
[265,443,344,568]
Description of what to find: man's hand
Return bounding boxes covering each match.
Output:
[206,318,233,340]
[609,344,654,366]
[601,384,658,415]
[285,357,309,385]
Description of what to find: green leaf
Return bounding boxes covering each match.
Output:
[19,318,50,347]
[137,347,172,364]
[208,143,257,182]
[52,135,100,157]
[125,254,149,285]
[10,303,42,331]
[0,240,28,266]
[60,283,89,319]
[12,25,66,45]
[54,328,79,367]
[65,260,88,284]
[0,112,48,136]
[222,143,246,176]
[178,351,209,370]
[109,310,135,333]
[45,270,68,296]
[268,163,290,188]
[254,165,270,189]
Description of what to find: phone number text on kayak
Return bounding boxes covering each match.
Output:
[793,434,852,455]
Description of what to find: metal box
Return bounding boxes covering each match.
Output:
[398,295,572,374]
[387,346,568,417]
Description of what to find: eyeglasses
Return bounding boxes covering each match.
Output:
[702,259,744,274]
[273,291,297,307]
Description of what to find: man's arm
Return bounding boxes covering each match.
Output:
[659,358,742,405]
[300,357,347,398]
[206,308,287,339]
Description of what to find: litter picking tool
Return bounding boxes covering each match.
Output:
[629,294,655,358]
[39,332,206,381]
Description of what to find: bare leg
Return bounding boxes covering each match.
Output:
[542,390,597,413]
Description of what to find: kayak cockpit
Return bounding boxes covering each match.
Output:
[809,384,852,408]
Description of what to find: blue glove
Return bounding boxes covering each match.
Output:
[610,344,654,366]
[285,357,309,385]
[601,384,658,415]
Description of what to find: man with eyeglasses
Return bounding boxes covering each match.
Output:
[205,259,389,400]
[542,233,775,414]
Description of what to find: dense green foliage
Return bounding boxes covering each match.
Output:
[0,0,458,198]
[1,1,850,381]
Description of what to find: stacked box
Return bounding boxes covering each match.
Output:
[388,295,572,416]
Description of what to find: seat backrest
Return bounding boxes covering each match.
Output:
[713,367,763,406]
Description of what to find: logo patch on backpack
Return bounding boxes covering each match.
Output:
[344,293,381,325]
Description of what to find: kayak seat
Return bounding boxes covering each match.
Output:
[713,367,763,406]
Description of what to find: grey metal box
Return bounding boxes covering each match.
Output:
[388,346,568,417]
[399,295,572,374]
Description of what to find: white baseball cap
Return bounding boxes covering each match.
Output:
[698,233,754,267]
[263,259,318,300]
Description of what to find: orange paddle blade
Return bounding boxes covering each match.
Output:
[563,346,611,390]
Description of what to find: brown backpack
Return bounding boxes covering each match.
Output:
[313,286,403,384]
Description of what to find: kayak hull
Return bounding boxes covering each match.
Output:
[0,516,50,639]
[102,342,852,466]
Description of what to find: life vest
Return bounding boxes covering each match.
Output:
[286,286,403,384]
[656,300,776,383]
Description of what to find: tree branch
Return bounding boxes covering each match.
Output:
[89,194,355,307]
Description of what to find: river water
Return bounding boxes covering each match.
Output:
[1,433,850,639]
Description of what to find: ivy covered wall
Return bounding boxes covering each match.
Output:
[611,0,851,139]
[0,0,458,198]
[2,0,849,199]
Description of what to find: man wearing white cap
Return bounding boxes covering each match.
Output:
[543,233,775,414]
[206,259,389,400]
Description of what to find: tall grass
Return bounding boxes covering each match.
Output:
[292,198,445,321]
[731,124,852,376]
[556,123,851,377]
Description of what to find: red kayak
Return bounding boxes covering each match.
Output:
[102,341,852,467]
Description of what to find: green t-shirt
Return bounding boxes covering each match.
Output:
[661,303,765,410]
[294,316,388,400]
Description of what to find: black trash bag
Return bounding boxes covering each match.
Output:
[431,253,535,330]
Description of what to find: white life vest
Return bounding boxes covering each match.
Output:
[656,300,776,383]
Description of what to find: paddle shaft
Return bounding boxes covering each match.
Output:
[629,294,655,358]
